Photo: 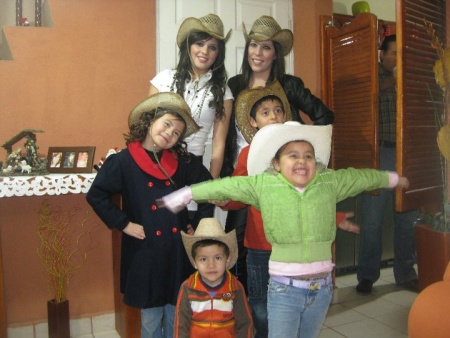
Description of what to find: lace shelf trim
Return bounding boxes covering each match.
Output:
[0,174,96,198]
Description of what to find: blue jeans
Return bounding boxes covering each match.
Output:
[357,146,418,284]
[267,275,333,338]
[247,249,271,338]
[141,304,175,338]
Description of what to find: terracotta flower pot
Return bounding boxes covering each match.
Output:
[47,299,70,338]
[415,223,450,291]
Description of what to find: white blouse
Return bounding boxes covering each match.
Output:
[150,69,233,157]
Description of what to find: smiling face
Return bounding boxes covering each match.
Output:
[250,97,286,130]
[189,37,220,77]
[247,39,277,77]
[272,141,316,188]
[143,112,186,151]
[193,243,230,287]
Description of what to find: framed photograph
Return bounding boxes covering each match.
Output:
[47,146,96,173]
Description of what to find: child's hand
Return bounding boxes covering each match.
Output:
[186,224,194,235]
[123,222,146,240]
[337,212,360,234]
[156,186,193,213]
[398,177,410,189]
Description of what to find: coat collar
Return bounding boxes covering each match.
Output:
[128,141,178,179]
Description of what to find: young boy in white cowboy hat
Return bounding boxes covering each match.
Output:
[174,218,253,338]
[159,122,410,338]
[87,92,214,338]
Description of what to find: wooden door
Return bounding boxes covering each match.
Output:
[321,13,379,171]
[396,0,446,212]
[321,0,446,213]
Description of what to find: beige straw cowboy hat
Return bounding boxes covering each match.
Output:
[243,15,293,56]
[235,80,292,144]
[247,122,333,176]
[181,218,238,270]
[176,13,232,47]
[129,92,200,138]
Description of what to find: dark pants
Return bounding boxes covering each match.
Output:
[225,208,248,292]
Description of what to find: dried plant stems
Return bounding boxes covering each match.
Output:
[37,200,96,303]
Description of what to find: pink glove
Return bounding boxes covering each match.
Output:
[157,186,193,213]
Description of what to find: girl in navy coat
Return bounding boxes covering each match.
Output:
[86,92,214,338]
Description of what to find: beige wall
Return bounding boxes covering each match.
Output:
[0,0,155,326]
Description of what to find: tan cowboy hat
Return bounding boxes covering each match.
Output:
[243,15,293,56]
[181,218,238,270]
[128,92,200,138]
[247,122,333,175]
[176,14,232,47]
[235,80,292,144]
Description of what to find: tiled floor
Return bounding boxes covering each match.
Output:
[319,267,418,338]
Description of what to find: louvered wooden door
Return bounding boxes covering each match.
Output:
[321,1,446,213]
[321,13,379,171]
[396,0,446,212]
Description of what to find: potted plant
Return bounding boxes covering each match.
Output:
[415,20,450,292]
[37,200,96,338]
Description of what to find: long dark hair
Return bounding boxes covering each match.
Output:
[124,110,189,158]
[174,31,228,120]
[238,39,286,89]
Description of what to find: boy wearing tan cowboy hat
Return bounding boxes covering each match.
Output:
[174,218,253,338]
[159,122,410,338]
[149,13,233,179]
[87,92,214,338]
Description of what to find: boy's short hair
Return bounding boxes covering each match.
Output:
[249,95,284,120]
[192,239,230,260]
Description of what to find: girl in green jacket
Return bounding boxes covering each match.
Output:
[159,122,409,338]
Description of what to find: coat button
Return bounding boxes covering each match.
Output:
[151,205,157,211]
[148,182,154,187]
[156,230,162,236]
[165,181,171,186]
[172,227,178,233]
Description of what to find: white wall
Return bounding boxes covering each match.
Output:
[333,0,396,21]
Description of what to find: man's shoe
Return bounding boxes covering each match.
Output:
[356,279,373,294]
[397,279,419,292]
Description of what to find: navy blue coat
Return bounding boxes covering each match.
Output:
[86,144,213,308]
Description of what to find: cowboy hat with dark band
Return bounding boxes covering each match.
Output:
[176,14,232,48]
[129,92,201,138]
[243,15,293,56]
[181,218,238,270]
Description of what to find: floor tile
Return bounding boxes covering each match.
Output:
[374,308,410,335]
[330,318,408,338]
[341,296,405,317]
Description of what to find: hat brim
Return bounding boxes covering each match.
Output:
[243,23,293,56]
[235,80,292,144]
[128,93,200,138]
[181,229,238,270]
[177,17,231,47]
[247,122,333,176]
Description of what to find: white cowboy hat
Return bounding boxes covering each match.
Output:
[129,92,200,138]
[247,121,333,175]
[181,218,238,270]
